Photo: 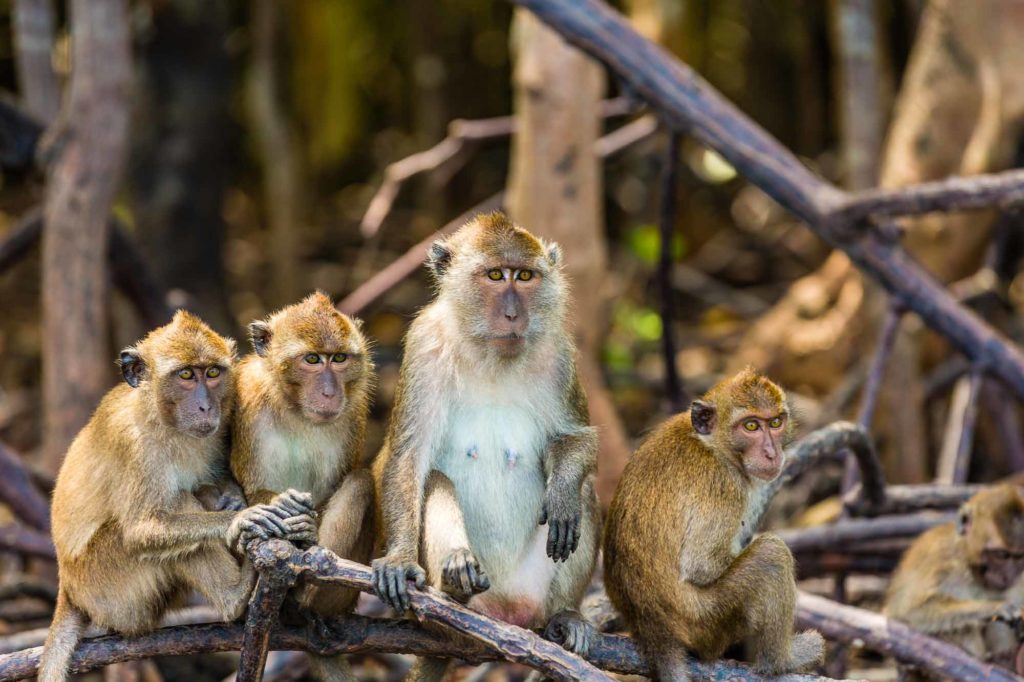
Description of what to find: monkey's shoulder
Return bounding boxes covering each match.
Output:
[887,523,970,608]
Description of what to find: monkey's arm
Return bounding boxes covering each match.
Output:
[898,597,1017,635]
[541,427,598,562]
[678,506,742,586]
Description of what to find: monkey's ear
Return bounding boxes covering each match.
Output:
[956,506,972,536]
[118,349,145,388]
[249,321,272,357]
[690,399,716,436]
[545,241,562,266]
[428,241,452,277]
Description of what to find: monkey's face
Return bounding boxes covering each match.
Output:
[248,292,370,424]
[120,310,238,439]
[429,214,565,361]
[960,485,1024,590]
[160,365,231,437]
[282,351,359,423]
[730,409,788,481]
[691,368,792,481]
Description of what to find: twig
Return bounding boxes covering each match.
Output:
[0,523,54,559]
[797,591,1023,682]
[337,115,657,316]
[658,130,685,411]
[777,512,953,554]
[0,442,50,531]
[936,369,984,484]
[359,98,635,238]
[506,0,1024,401]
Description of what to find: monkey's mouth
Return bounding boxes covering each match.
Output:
[305,406,344,423]
[188,421,219,438]
[489,333,526,354]
[747,464,782,481]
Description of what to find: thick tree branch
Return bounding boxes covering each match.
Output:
[0,524,55,560]
[506,0,1024,401]
[797,591,1023,682]
[0,442,50,531]
[778,512,953,554]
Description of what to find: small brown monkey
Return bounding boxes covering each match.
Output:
[885,484,1024,675]
[39,311,316,682]
[372,213,599,680]
[603,368,825,681]
[231,292,375,682]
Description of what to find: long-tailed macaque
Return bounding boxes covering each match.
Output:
[372,213,600,680]
[603,368,825,681]
[231,292,375,681]
[39,311,316,682]
[886,484,1024,676]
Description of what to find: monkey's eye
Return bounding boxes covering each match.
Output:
[304,353,321,365]
[769,416,783,429]
[331,353,348,364]
[205,367,221,379]
[517,269,534,281]
[178,368,195,381]
[743,420,759,432]
[487,269,504,281]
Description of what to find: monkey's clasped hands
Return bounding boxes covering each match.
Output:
[226,489,318,554]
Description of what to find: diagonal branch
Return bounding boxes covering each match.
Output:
[506,0,1024,401]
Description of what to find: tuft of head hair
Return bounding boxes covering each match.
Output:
[704,366,787,412]
[131,310,236,372]
[427,211,561,281]
[958,484,1024,540]
[250,291,367,362]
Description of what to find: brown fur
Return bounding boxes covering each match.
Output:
[603,370,824,681]
[230,293,376,682]
[372,213,599,681]
[40,312,314,682]
[885,484,1024,675]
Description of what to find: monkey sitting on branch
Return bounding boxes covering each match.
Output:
[603,368,825,681]
[372,213,600,680]
[39,311,317,682]
[231,291,376,681]
[885,484,1024,677]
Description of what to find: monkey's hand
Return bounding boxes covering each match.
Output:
[371,554,426,614]
[266,489,319,548]
[225,491,318,553]
[544,609,595,658]
[540,491,582,562]
[440,548,490,602]
[996,602,1024,625]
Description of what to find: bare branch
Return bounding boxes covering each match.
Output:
[506,0,1024,401]
[778,512,953,554]
[0,442,50,531]
[0,523,55,560]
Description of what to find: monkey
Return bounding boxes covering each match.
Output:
[371,212,600,680]
[230,291,376,682]
[602,368,825,681]
[38,311,317,682]
[885,484,1024,677]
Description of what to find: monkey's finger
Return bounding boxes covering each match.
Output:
[393,571,410,613]
[372,566,388,605]
[280,489,316,513]
[547,522,560,559]
[539,504,548,526]
[558,521,570,561]
[465,561,480,593]
[571,518,582,552]
[457,558,473,596]
[412,564,427,589]
[249,508,291,536]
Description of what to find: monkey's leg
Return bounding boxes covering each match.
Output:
[301,471,376,682]
[721,534,823,674]
[422,470,490,602]
[301,470,376,616]
[176,543,256,622]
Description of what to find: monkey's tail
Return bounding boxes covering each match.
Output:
[38,590,87,682]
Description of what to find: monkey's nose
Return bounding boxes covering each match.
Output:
[505,311,518,321]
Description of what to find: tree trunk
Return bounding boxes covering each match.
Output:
[131,0,235,335]
[507,9,631,505]
[12,0,61,126]
[41,0,132,472]
[248,0,302,309]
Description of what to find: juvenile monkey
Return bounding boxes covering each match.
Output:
[885,484,1024,675]
[39,311,316,682]
[603,368,825,681]
[231,292,375,682]
[372,213,600,679]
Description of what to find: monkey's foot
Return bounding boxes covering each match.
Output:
[371,555,426,613]
[543,609,595,658]
[757,630,825,674]
[440,548,490,603]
